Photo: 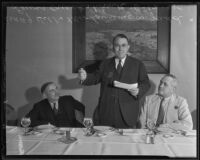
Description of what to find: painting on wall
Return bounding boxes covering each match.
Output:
[73,6,171,73]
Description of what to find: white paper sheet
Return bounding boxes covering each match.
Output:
[113,81,138,90]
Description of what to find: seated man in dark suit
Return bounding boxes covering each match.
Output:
[26,82,85,127]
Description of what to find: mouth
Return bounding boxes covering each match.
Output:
[158,88,162,92]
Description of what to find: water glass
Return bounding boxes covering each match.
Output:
[83,118,93,129]
[21,117,31,136]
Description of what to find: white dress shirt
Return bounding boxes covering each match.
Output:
[115,56,127,69]
[50,101,58,110]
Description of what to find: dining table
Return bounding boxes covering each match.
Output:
[5,125,197,157]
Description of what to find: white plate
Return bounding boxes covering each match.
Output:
[36,124,55,129]
[156,127,174,133]
[35,124,55,132]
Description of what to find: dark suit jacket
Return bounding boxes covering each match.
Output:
[26,95,85,127]
[83,56,150,127]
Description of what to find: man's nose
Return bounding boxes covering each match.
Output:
[119,46,123,51]
[159,84,164,88]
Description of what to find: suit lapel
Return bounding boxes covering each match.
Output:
[110,57,116,72]
[119,56,131,81]
[164,94,177,123]
[58,97,63,114]
[107,58,117,80]
[44,99,56,119]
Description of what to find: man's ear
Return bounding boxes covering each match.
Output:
[42,93,47,99]
[172,85,176,93]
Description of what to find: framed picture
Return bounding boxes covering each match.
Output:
[72,6,171,73]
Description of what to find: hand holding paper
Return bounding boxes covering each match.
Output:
[113,81,139,97]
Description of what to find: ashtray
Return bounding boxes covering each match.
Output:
[57,136,77,144]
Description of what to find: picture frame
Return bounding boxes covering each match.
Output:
[72,6,171,73]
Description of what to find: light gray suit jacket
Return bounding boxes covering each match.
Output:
[139,94,193,130]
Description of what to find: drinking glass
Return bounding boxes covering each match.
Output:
[147,120,156,131]
[83,118,95,136]
[83,118,93,129]
[21,117,31,136]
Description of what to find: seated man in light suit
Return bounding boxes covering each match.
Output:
[139,74,193,131]
[26,82,85,127]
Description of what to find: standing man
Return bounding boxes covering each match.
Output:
[78,34,150,128]
[26,82,85,127]
[139,74,193,130]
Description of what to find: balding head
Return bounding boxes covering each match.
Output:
[158,74,178,98]
[41,82,60,102]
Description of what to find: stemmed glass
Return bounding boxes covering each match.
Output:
[147,120,156,133]
[83,118,93,129]
[21,117,31,136]
[146,120,156,144]
[83,118,94,136]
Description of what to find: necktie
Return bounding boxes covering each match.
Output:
[117,60,122,74]
[53,103,58,115]
[156,98,165,126]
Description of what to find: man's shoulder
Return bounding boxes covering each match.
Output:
[173,95,187,105]
[34,99,48,108]
[127,56,142,63]
[59,95,73,100]
[174,95,186,101]
[35,98,45,103]
[145,94,160,103]
[103,57,115,63]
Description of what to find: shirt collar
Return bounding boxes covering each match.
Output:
[49,101,58,109]
[160,94,174,102]
[115,55,127,67]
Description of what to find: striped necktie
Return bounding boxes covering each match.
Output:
[117,59,122,74]
[53,103,58,115]
[156,98,165,126]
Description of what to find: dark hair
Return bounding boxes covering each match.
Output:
[40,82,54,94]
[113,33,129,45]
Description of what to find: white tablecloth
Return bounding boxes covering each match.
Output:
[6,126,196,157]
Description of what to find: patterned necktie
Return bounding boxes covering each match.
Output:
[53,103,58,115]
[117,59,122,74]
[156,98,165,126]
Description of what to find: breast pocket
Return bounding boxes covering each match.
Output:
[166,107,179,123]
